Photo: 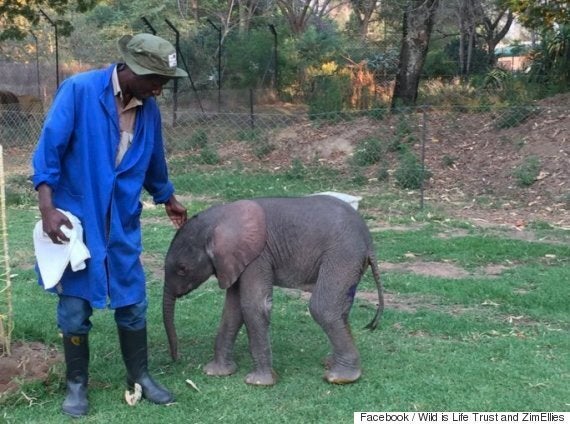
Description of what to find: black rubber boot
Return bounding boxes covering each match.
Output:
[62,334,89,417]
[117,326,174,405]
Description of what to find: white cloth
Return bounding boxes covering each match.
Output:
[33,210,91,290]
[311,191,362,210]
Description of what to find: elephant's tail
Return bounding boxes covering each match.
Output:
[364,252,384,330]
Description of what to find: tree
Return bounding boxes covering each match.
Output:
[508,0,569,86]
[507,0,570,30]
[476,0,513,67]
[350,0,382,38]
[452,0,513,73]
[276,0,340,34]
[454,0,480,77]
[391,0,439,107]
[0,0,98,40]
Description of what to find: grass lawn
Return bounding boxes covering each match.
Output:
[1,182,569,423]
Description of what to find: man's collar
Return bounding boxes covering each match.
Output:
[112,65,143,108]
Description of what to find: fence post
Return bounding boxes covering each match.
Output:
[249,89,255,130]
[0,145,13,356]
[165,19,180,127]
[207,19,222,113]
[268,24,278,92]
[39,9,59,89]
[30,31,42,99]
[420,106,427,210]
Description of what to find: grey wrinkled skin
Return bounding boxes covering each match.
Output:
[163,195,383,386]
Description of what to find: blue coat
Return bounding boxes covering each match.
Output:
[32,64,175,309]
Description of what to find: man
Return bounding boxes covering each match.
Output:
[32,33,188,417]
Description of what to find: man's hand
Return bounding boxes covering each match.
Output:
[38,184,73,244]
[165,195,188,229]
[41,207,73,244]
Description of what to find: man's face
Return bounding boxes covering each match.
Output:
[130,74,172,100]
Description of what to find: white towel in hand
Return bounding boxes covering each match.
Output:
[33,210,91,289]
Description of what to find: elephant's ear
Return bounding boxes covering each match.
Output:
[207,200,267,289]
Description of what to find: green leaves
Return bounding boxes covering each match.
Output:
[0,0,99,40]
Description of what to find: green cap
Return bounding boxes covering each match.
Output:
[118,33,188,78]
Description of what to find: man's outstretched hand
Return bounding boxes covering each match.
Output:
[165,195,188,229]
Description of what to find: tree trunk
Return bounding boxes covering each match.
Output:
[466,27,474,75]
[391,0,439,108]
[480,6,514,67]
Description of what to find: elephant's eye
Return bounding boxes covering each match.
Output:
[176,263,189,276]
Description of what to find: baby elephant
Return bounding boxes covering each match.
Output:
[163,195,383,385]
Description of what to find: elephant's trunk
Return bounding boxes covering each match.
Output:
[163,288,179,361]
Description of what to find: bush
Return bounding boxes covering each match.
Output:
[350,166,367,186]
[514,155,541,187]
[238,129,263,142]
[189,129,208,149]
[352,137,384,166]
[285,158,306,180]
[494,106,540,129]
[198,145,220,165]
[5,174,35,206]
[394,151,431,189]
[377,159,390,182]
[308,74,351,119]
[441,155,456,167]
[386,114,418,152]
[251,138,275,159]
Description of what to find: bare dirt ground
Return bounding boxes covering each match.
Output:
[2,93,568,399]
[219,93,569,228]
[0,342,61,397]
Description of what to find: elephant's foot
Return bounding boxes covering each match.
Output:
[244,369,277,386]
[324,366,361,384]
[203,359,237,376]
[323,356,361,384]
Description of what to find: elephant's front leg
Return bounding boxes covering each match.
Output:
[240,272,277,386]
[204,284,243,376]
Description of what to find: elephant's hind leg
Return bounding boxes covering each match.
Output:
[309,267,362,384]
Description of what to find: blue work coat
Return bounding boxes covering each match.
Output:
[32,64,175,309]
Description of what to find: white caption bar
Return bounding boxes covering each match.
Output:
[354,412,569,424]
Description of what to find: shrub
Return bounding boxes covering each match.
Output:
[388,114,419,152]
[367,105,389,120]
[419,77,478,107]
[308,73,351,119]
[198,145,220,165]
[350,166,367,186]
[238,129,263,142]
[251,138,275,159]
[285,158,306,180]
[352,137,384,166]
[514,155,541,187]
[441,155,456,167]
[5,174,35,206]
[394,151,431,189]
[189,129,208,149]
[377,159,390,182]
[494,106,540,129]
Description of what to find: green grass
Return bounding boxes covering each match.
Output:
[168,164,352,201]
[2,173,569,422]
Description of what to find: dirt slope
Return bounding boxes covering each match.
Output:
[220,93,569,227]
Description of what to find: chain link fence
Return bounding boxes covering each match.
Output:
[1,97,569,346]
[1,91,567,358]
[2,96,568,209]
